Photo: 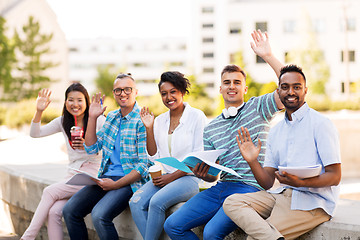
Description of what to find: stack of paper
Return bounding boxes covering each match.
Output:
[278,164,322,179]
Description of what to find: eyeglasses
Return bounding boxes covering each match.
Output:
[113,87,133,96]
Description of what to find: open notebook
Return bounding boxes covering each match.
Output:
[156,149,241,178]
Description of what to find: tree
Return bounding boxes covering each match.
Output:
[10,16,57,101]
[286,11,330,96]
[184,75,215,116]
[187,75,208,99]
[231,50,263,101]
[259,81,278,96]
[94,65,118,98]
[0,17,16,100]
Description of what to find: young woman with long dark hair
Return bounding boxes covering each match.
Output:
[21,83,105,240]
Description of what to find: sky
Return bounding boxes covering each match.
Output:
[46,0,192,39]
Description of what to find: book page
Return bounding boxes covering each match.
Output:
[67,167,101,185]
[66,173,100,185]
[156,149,242,178]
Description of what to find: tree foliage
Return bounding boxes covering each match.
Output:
[231,50,263,102]
[0,17,16,99]
[94,65,118,98]
[286,12,330,95]
[7,16,57,101]
[184,75,215,116]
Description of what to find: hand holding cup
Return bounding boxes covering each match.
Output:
[149,165,162,179]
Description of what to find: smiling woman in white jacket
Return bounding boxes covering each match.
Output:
[129,71,207,240]
[21,83,105,240]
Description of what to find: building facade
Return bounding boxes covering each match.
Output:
[68,38,188,96]
[190,0,360,99]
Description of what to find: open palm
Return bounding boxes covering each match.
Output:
[89,93,106,118]
[140,107,154,128]
[236,127,262,163]
[36,89,51,112]
[250,30,272,59]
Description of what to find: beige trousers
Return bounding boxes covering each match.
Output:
[223,189,330,240]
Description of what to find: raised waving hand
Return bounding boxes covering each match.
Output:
[140,107,155,129]
[36,89,52,112]
[89,92,106,119]
[236,127,261,164]
[33,89,52,123]
[250,30,272,59]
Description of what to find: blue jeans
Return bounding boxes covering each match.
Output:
[164,181,260,240]
[63,176,133,240]
[129,175,199,240]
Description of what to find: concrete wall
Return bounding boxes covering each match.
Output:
[1,165,360,240]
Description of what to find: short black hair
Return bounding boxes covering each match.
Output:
[221,64,246,80]
[279,65,306,83]
[158,71,191,95]
[116,73,134,81]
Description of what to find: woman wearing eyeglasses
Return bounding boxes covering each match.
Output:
[21,83,105,240]
[129,71,207,240]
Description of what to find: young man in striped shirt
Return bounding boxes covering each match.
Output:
[164,30,284,239]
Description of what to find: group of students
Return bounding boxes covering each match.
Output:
[20,30,341,240]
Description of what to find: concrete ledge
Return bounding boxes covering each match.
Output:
[1,165,360,240]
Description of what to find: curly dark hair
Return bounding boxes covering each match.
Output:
[158,71,191,95]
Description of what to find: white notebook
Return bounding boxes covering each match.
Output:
[278,164,322,179]
[66,168,101,185]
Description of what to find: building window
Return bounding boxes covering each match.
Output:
[341,18,356,31]
[202,7,214,14]
[313,19,326,33]
[283,20,296,33]
[203,52,214,58]
[138,79,157,84]
[133,62,148,67]
[202,23,214,29]
[206,82,215,88]
[229,22,242,34]
[255,22,267,32]
[347,18,356,31]
[341,82,356,93]
[178,44,186,50]
[203,67,214,73]
[256,55,266,64]
[341,50,355,62]
[169,62,184,67]
[202,37,214,43]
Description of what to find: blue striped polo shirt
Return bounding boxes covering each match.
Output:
[203,92,279,189]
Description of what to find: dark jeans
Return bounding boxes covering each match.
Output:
[164,181,259,240]
[63,176,133,240]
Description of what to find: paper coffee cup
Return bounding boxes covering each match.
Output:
[149,165,162,178]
